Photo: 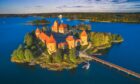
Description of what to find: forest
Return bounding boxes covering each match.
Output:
[0,13,140,23]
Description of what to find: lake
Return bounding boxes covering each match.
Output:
[0,17,140,84]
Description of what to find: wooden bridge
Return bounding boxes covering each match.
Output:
[79,52,140,79]
[91,56,140,79]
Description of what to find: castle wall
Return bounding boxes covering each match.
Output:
[80,36,88,46]
[67,40,75,49]
[47,43,57,55]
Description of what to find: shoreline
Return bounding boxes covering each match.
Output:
[77,19,140,24]
[11,56,92,71]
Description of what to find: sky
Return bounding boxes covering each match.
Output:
[0,0,140,14]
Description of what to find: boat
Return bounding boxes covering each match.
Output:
[82,62,90,70]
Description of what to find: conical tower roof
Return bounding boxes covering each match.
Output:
[39,32,49,41]
[36,28,41,33]
[48,34,56,43]
[81,30,87,36]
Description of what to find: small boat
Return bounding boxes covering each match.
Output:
[82,62,90,70]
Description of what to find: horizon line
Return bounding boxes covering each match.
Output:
[0,12,140,15]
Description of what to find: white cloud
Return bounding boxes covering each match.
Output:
[0,0,139,14]
[55,0,140,12]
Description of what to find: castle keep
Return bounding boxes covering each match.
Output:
[52,21,68,34]
[80,30,88,46]
[52,21,59,32]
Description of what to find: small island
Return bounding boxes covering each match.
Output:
[11,19,123,71]
[28,19,50,25]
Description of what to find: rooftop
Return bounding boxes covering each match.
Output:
[81,30,87,36]
[66,35,74,41]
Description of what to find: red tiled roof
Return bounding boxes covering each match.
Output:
[39,32,49,41]
[66,35,74,41]
[52,21,58,30]
[59,24,67,29]
[47,34,56,43]
[54,21,58,24]
[81,30,87,36]
[59,24,64,30]
[36,28,41,33]
[61,23,67,28]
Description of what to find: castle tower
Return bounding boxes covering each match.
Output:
[66,35,75,49]
[46,34,57,54]
[59,24,67,33]
[80,30,88,46]
[52,21,58,32]
[35,28,41,38]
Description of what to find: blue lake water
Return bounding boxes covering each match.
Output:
[0,17,140,84]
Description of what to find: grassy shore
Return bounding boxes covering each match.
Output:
[11,54,92,71]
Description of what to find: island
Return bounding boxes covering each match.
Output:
[11,19,123,71]
[27,19,50,25]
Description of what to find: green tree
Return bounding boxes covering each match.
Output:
[24,33,33,47]
[69,48,77,63]
[11,44,25,61]
[33,20,40,25]
[90,32,110,47]
[112,34,123,42]
[16,45,25,60]
[63,54,69,62]
[40,19,47,24]
[74,33,79,38]
[24,49,33,62]
[89,32,95,42]
[116,35,123,41]
[12,50,18,57]
[53,50,62,63]
[17,49,25,60]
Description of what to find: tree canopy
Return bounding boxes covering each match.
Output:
[24,33,33,47]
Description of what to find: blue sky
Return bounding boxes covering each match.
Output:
[0,0,140,14]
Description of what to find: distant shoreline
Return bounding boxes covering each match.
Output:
[0,12,140,23]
